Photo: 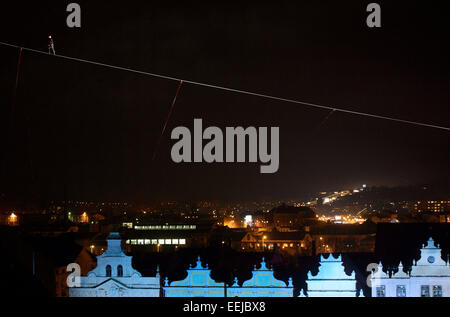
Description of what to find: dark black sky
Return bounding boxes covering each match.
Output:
[0,0,449,203]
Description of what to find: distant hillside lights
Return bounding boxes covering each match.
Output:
[170,119,279,173]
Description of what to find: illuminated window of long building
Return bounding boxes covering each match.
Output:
[165,239,171,245]
[137,239,144,245]
[433,285,442,297]
[396,285,406,297]
[376,286,385,297]
[421,285,430,297]
[144,239,150,245]
[152,239,157,244]
[158,239,165,245]
[179,239,186,245]
[172,239,179,244]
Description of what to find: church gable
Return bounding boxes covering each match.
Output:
[95,279,129,296]
[69,232,160,297]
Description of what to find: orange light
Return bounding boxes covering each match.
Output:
[8,212,19,226]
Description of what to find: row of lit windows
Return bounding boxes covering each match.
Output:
[421,285,442,297]
[247,243,303,248]
[376,285,442,297]
[126,239,186,245]
[134,225,196,230]
[415,201,449,204]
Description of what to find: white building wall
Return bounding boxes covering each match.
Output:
[305,254,358,297]
[371,238,450,297]
[69,232,160,297]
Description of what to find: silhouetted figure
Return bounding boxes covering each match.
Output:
[48,36,55,55]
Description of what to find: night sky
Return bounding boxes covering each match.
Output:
[0,0,449,203]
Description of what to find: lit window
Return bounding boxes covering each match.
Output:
[421,285,430,297]
[131,239,137,245]
[376,286,385,297]
[144,239,150,245]
[396,285,406,297]
[126,239,130,244]
[158,239,165,245]
[172,239,179,244]
[151,239,157,244]
[433,285,442,297]
[165,239,172,245]
[138,239,144,245]
[179,239,186,245]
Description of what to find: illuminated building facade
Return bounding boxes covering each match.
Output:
[300,254,359,297]
[371,238,450,297]
[163,257,224,297]
[122,223,210,251]
[240,230,312,255]
[163,257,293,297]
[413,201,450,213]
[69,232,160,297]
[228,258,294,297]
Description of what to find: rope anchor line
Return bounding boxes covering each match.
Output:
[152,80,184,161]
